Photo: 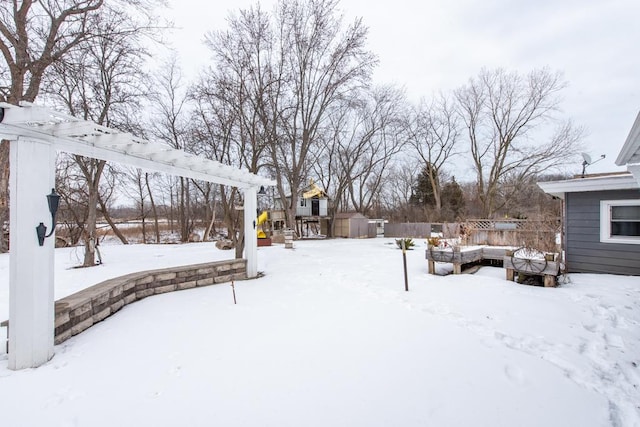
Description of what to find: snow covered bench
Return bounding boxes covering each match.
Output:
[425,245,517,274]
[503,250,560,287]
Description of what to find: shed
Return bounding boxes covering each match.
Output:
[334,212,372,238]
[538,111,640,275]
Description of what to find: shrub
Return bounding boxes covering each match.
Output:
[395,238,415,250]
[427,236,441,247]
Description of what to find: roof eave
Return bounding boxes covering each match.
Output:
[537,173,639,199]
[616,111,640,166]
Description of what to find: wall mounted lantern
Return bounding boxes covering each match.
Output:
[35,188,61,246]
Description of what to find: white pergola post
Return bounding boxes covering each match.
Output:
[243,187,258,278]
[8,138,56,370]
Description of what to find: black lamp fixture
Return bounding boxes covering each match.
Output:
[257,185,267,196]
[35,188,61,246]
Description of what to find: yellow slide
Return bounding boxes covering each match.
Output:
[257,210,268,238]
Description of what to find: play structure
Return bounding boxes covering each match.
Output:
[271,179,330,238]
[257,210,269,238]
[256,180,331,241]
[257,210,272,246]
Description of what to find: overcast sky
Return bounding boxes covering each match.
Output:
[162,0,640,176]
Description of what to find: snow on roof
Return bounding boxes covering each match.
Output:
[334,212,368,219]
[537,172,638,199]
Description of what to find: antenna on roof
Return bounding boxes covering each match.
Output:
[581,152,605,178]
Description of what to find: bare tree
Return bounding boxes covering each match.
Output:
[407,94,461,217]
[271,0,377,227]
[45,7,154,265]
[149,58,194,242]
[190,180,218,242]
[198,0,377,242]
[370,156,424,223]
[118,167,151,243]
[191,71,246,256]
[454,67,584,218]
[200,5,278,252]
[0,0,106,252]
[203,5,276,175]
[312,85,406,224]
[145,172,161,243]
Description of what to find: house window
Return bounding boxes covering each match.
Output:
[300,199,307,207]
[600,199,640,244]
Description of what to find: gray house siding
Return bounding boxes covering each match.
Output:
[565,189,640,275]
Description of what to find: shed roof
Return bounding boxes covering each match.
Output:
[334,212,368,220]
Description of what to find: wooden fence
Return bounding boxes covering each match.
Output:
[462,219,560,252]
[384,219,560,251]
[384,222,433,238]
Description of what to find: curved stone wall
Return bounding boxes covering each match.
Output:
[53,259,247,344]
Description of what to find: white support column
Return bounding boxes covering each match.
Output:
[9,137,56,370]
[243,187,258,278]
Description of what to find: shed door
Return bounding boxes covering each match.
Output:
[312,199,320,216]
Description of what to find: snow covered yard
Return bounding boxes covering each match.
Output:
[0,238,639,426]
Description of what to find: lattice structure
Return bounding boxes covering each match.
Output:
[463,218,560,252]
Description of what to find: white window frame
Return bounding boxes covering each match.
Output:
[600,199,640,244]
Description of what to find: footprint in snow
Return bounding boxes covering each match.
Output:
[504,364,526,385]
[604,333,625,349]
[582,323,601,333]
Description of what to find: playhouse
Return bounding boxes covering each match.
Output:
[271,180,330,238]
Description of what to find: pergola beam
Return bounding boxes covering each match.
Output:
[0,102,274,189]
[0,102,273,370]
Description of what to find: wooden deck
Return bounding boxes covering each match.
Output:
[426,246,560,287]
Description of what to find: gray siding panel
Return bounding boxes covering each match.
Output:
[565,189,640,275]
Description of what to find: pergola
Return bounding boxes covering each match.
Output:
[0,102,275,370]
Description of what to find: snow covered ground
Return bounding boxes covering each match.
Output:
[0,238,639,426]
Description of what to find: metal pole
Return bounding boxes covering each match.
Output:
[231,280,237,304]
[402,239,409,291]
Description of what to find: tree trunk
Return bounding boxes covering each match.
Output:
[82,184,99,267]
[235,212,244,259]
[145,173,160,243]
[97,193,128,244]
[203,199,217,242]
[169,182,175,234]
[179,177,188,242]
[141,214,147,243]
[0,141,9,253]
[77,158,106,267]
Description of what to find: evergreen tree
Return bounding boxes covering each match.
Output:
[441,176,465,221]
[410,164,438,206]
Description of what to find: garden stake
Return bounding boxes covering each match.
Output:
[402,239,409,291]
[231,280,237,304]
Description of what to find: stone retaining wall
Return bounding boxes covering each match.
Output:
[53,259,247,344]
